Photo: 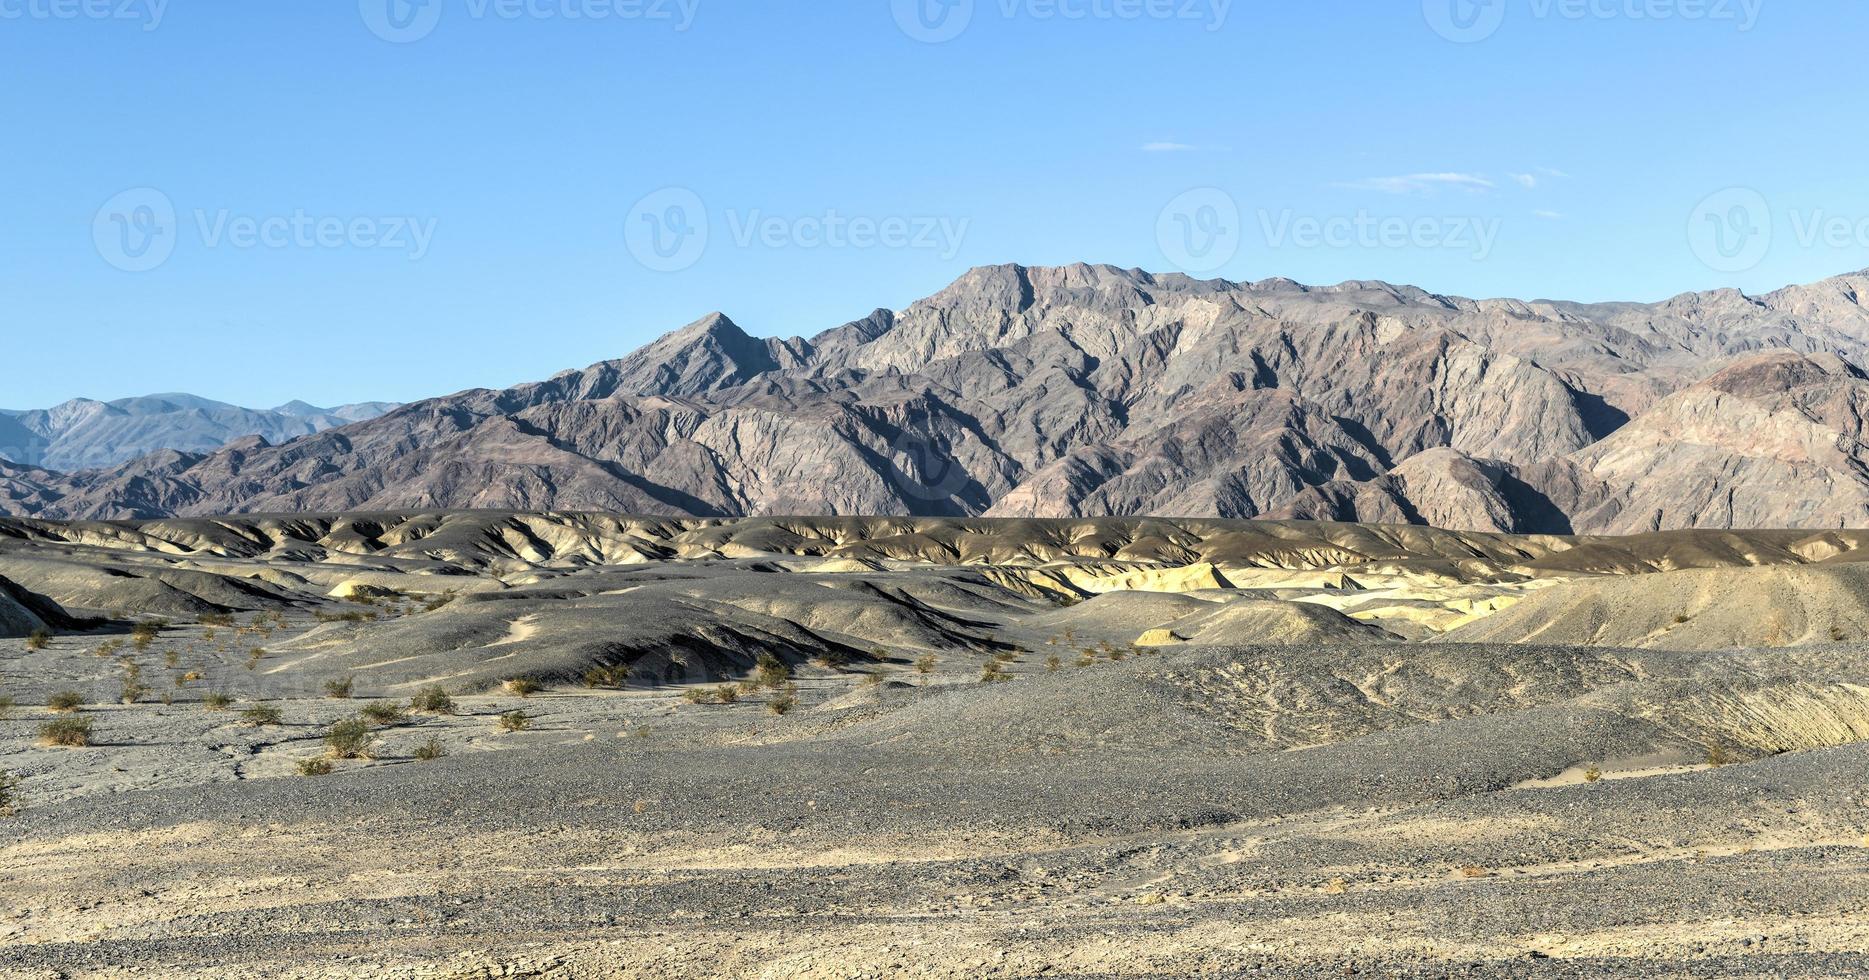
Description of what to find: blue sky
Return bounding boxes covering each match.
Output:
[4,0,1865,409]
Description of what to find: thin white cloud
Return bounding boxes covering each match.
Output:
[1141,142,1197,153]
[1338,172,1496,195]
[1511,173,1539,189]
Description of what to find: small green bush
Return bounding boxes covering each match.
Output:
[914,654,938,678]
[324,719,376,760]
[240,705,285,727]
[497,710,532,733]
[981,662,1013,684]
[713,684,740,704]
[753,653,792,690]
[1045,654,1062,672]
[323,677,355,699]
[359,702,406,727]
[202,692,236,712]
[583,664,630,689]
[39,715,93,747]
[768,683,799,716]
[25,629,52,651]
[296,758,335,777]
[46,690,86,713]
[504,678,543,698]
[410,686,455,715]
[412,736,447,761]
[0,769,18,815]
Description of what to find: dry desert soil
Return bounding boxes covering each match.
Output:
[3,513,1869,978]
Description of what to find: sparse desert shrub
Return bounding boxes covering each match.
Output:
[497,710,533,733]
[245,648,266,671]
[815,649,852,670]
[0,694,11,720]
[119,663,148,704]
[753,653,792,690]
[981,662,1013,684]
[583,664,630,689]
[504,677,543,698]
[131,621,160,651]
[861,669,888,687]
[197,613,235,627]
[39,716,93,747]
[914,654,938,679]
[1706,744,1737,768]
[412,735,448,761]
[1459,866,1490,879]
[359,702,406,727]
[296,758,335,777]
[1045,654,1062,672]
[25,629,51,651]
[162,649,180,669]
[1672,614,1691,625]
[1323,878,1348,895]
[315,610,377,623]
[47,690,85,713]
[1583,765,1604,783]
[324,677,355,699]
[713,684,741,704]
[324,719,376,759]
[768,683,799,716]
[203,692,235,711]
[410,686,455,715]
[1076,651,1096,667]
[682,688,711,704]
[0,769,18,815]
[422,594,457,613]
[240,705,285,727]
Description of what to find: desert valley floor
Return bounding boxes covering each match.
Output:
[4,513,1869,978]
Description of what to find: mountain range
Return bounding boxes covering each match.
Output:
[8,262,1869,533]
[0,394,395,472]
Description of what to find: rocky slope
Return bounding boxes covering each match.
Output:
[0,393,395,471]
[11,264,1869,531]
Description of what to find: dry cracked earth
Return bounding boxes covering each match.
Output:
[3,513,1869,978]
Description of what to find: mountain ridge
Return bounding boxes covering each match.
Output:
[11,262,1869,532]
